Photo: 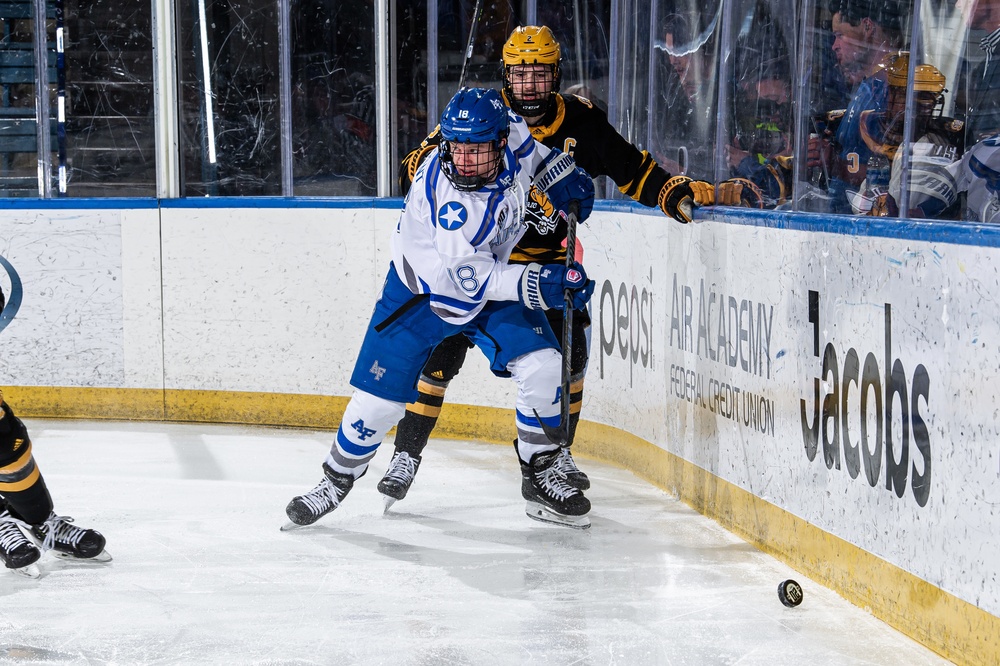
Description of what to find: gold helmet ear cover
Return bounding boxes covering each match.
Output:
[502,26,562,115]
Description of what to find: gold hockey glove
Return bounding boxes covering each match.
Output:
[716,178,765,208]
[659,176,714,223]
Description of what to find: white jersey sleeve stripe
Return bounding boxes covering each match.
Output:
[470,190,502,247]
[425,154,442,226]
[513,134,535,161]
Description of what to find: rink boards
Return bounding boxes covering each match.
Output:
[0,198,997,665]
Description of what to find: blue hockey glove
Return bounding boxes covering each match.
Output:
[518,262,595,311]
[545,167,595,221]
[534,150,595,221]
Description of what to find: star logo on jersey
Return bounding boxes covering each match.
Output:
[438,202,468,230]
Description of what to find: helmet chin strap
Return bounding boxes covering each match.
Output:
[509,92,553,119]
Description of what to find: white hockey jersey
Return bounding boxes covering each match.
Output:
[957,134,1000,223]
[392,112,558,324]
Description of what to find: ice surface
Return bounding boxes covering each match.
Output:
[0,420,951,665]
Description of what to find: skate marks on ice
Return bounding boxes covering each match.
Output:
[2,420,951,666]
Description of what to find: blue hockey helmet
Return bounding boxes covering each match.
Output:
[439,88,510,191]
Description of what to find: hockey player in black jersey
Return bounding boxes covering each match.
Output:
[0,382,110,578]
[851,55,965,218]
[378,25,760,509]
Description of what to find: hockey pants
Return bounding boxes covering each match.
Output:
[394,309,590,458]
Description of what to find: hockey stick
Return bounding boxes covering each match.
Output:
[535,200,580,447]
[457,0,484,89]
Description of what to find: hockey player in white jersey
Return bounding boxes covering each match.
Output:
[957,133,1000,223]
[285,87,597,529]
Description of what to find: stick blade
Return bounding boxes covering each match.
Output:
[533,408,568,446]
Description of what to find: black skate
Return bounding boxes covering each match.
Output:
[377,450,421,511]
[32,512,112,562]
[0,510,41,578]
[283,464,355,529]
[520,449,591,529]
[552,447,590,490]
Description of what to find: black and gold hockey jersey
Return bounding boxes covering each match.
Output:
[399,93,673,265]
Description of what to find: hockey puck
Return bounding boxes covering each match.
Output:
[777,579,803,607]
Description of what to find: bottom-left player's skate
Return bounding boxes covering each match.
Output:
[0,390,112,577]
[0,510,42,578]
[32,511,111,562]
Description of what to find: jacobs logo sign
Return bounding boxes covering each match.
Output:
[799,290,932,507]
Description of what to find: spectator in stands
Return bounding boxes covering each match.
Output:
[728,58,795,207]
[811,0,909,213]
[956,0,1000,143]
[850,55,965,218]
[656,8,722,180]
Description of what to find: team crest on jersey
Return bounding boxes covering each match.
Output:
[437,202,468,230]
[525,199,559,235]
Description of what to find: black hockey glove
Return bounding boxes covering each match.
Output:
[659,176,714,223]
[519,262,595,311]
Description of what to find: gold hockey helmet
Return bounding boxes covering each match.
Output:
[502,25,561,68]
[883,52,946,118]
[885,53,946,93]
[502,26,562,115]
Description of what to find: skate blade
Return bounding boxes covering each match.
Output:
[52,549,112,563]
[524,501,591,530]
[382,495,397,514]
[12,563,41,579]
[280,521,309,532]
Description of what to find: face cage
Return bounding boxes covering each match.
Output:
[439,140,505,191]
[888,87,946,121]
[502,65,560,116]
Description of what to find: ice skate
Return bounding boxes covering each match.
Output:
[551,446,590,490]
[520,449,591,529]
[32,512,112,562]
[283,464,355,529]
[0,510,42,578]
[377,450,421,512]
